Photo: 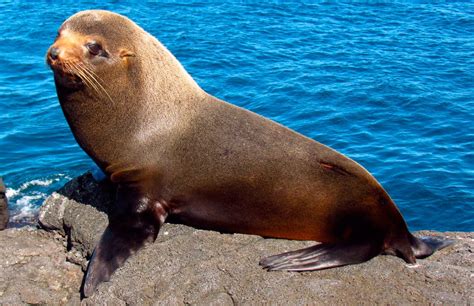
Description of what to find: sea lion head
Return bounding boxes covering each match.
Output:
[46,10,203,169]
[46,10,138,93]
[47,10,201,106]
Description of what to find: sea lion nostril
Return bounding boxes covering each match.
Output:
[50,47,60,60]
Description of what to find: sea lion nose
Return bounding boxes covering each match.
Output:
[49,47,60,60]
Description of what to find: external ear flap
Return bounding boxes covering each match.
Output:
[119,49,135,67]
[119,48,135,58]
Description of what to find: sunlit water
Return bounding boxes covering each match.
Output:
[0,2,472,230]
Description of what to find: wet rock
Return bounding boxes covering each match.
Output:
[0,177,8,230]
[35,173,473,304]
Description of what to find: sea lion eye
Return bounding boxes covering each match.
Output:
[86,42,103,56]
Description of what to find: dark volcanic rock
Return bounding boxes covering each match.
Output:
[0,177,8,230]
[34,173,473,304]
[39,173,114,258]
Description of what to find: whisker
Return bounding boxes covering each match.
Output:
[67,62,101,96]
[69,61,106,101]
[77,62,114,103]
[69,62,97,90]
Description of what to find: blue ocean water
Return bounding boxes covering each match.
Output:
[0,2,472,230]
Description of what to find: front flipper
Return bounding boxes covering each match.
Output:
[259,241,380,272]
[82,185,167,298]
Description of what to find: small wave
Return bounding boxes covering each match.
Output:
[6,177,60,199]
[10,194,44,222]
[21,179,53,189]
[5,188,20,198]
[5,174,73,224]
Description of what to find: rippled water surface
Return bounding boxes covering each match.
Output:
[0,2,472,230]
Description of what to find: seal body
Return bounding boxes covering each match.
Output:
[47,10,453,297]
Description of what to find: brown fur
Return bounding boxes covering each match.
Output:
[47,10,451,297]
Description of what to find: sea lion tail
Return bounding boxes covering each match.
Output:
[409,233,454,259]
[259,240,381,272]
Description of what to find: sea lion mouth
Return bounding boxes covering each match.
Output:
[48,61,84,88]
[47,56,111,102]
[46,43,113,100]
[46,48,84,87]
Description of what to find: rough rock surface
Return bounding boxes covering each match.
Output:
[0,227,82,305]
[34,173,474,304]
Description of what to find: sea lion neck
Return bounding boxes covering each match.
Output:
[136,33,206,106]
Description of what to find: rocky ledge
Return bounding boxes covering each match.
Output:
[0,173,472,304]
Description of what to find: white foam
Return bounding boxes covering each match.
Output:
[5,187,20,198]
[6,175,71,223]
[21,179,55,188]
[15,194,44,205]
[10,194,44,221]
[57,173,73,180]
[6,178,58,199]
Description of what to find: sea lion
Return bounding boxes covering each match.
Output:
[47,10,453,297]
[0,177,8,230]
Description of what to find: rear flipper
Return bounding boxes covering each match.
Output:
[259,241,380,272]
[410,234,454,259]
